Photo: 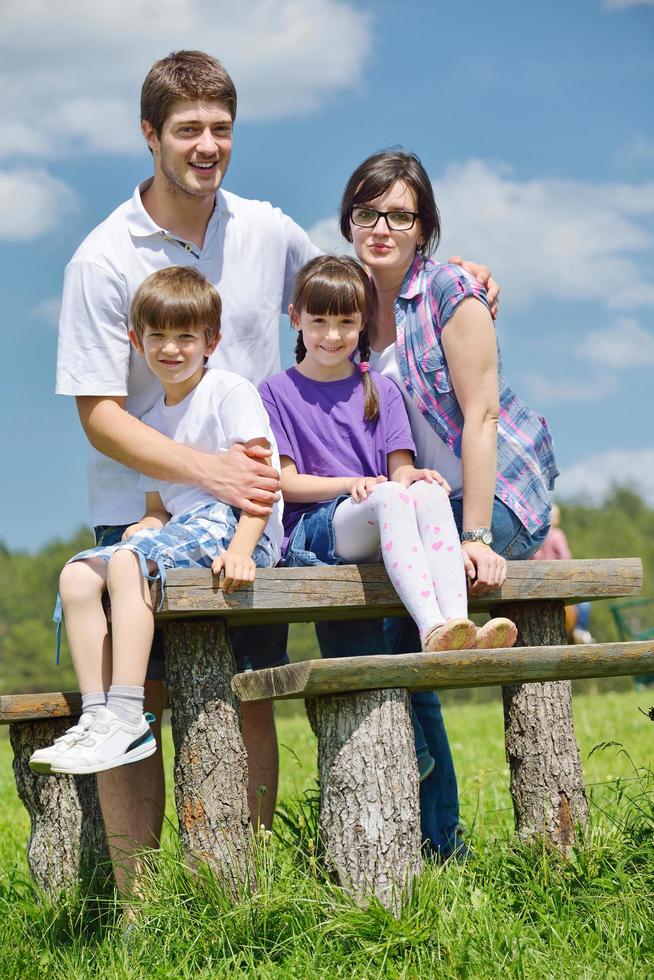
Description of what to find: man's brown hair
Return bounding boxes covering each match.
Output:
[131,266,222,347]
[141,50,237,135]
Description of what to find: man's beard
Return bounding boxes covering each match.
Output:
[159,148,219,202]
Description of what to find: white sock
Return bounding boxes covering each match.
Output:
[106,685,144,725]
[81,691,107,718]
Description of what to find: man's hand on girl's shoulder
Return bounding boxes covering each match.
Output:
[448,254,500,319]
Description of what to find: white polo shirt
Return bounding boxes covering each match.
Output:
[56,180,319,526]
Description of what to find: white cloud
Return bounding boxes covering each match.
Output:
[602,0,654,9]
[615,133,654,169]
[579,317,654,367]
[526,373,619,404]
[309,161,654,313]
[556,449,654,506]
[0,0,372,160]
[434,160,654,312]
[0,169,77,241]
[30,295,62,327]
[306,217,354,255]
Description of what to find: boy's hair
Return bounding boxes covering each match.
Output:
[292,255,380,422]
[141,50,237,136]
[130,267,222,347]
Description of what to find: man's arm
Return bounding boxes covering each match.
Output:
[76,396,280,517]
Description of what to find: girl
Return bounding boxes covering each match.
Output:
[259,255,517,658]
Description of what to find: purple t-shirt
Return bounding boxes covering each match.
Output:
[259,367,416,553]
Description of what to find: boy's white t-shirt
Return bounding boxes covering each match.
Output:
[138,368,283,559]
[55,180,319,526]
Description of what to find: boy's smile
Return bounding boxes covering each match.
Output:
[130,323,219,405]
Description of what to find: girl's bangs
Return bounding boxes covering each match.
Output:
[302,274,365,317]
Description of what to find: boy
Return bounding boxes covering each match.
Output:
[33,267,282,775]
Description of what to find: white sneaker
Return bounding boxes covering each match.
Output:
[50,707,156,775]
[29,712,96,774]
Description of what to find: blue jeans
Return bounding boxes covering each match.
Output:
[315,495,550,857]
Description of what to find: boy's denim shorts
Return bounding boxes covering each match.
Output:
[93,515,289,683]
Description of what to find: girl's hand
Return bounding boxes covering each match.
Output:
[462,541,507,594]
[212,552,257,593]
[349,475,387,502]
[396,466,451,495]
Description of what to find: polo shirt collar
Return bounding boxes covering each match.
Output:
[124,178,229,238]
[397,251,427,301]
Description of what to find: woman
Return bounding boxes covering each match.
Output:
[316,149,557,860]
[340,149,556,579]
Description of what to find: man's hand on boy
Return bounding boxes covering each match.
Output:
[212,550,257,593]
[198,443,281,518]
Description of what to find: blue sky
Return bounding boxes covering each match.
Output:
[1,0,653,551]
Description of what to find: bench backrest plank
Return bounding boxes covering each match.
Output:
[153,558,642,624]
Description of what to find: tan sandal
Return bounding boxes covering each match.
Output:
[423,618,477,652]
[474,617,518,649]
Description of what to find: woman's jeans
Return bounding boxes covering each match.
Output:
[315,496,549,858]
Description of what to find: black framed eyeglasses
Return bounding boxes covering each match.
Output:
[350,206,420,231]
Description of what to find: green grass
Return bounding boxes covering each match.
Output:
[1,688,653,977]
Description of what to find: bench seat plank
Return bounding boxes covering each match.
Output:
[232,639,654,702]
[153,558,642,623]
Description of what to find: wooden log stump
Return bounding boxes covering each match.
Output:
[10,717,110,896]
[164,618,252,895]
[307,688,423,912]
[492,599,589,853]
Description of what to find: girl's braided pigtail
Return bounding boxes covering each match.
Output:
[357,328,380,422]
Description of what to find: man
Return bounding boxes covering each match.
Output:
[57,50,496,888]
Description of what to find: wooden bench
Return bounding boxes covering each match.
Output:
[3,557,651,908]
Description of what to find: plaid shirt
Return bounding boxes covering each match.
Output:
[393,254,558,534]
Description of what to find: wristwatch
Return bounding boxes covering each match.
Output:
[461,527,493,546]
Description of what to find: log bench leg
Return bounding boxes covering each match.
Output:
[10,718,110,897]
[164,619,252,895]
[307,688,423,912]
[492,599,589,853]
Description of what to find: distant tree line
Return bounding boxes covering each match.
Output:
[0,487,652,695]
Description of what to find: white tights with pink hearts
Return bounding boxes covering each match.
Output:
[332,480,468,642]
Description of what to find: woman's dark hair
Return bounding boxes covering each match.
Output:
[291,255,380,421]
[339,148,441,256]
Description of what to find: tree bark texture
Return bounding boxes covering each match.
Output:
[164,618,252,895]
[10,718,110,897]
[492,599,589,853]
[307,688,423,912]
